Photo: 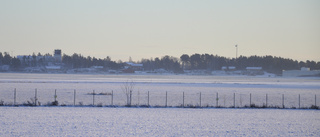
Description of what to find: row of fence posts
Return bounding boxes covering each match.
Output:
[162,92,317,108]
[10,88,318,108]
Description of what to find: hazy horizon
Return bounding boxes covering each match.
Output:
[1,0,319,62]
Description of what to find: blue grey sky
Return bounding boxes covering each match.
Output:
[0,0,319,61]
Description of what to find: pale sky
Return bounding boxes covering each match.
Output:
[1,0,319,62]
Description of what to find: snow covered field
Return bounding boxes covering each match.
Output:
[1,107,319,136]
[0,73,320,136]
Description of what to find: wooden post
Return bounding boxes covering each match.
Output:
[138,90,140,106]
[216,93,218,107]
[54,89,57,102]
[250,93,252,106]
[14,88,16,106]
[183,92,185,107]
[148,91,150,107]
[282,94,284,108]
[129,90,132,106]
[74,90,76,106]
[234,93,236,108]
[199,92,202,107]
[299,94,300,108]
[111,90,113,106]
[93,90,95,106]
[165,91,168,107]
[240,94,242,107]
[266,94,268,107]
[35,88,37,106]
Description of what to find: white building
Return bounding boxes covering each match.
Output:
[244,67,264,75]
[283,67,320,77]
[221,66,236,71]
[123,62,143,73]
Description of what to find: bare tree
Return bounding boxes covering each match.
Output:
[121,80,135,106]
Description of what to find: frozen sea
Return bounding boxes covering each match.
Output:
[0,73,320,136]
[0,73,319,107]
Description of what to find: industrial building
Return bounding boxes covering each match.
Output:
[282,67,320,77]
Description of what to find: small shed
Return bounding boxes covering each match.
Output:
[123,62,144,73]
[245,67,263,75]
[221,66,236,71]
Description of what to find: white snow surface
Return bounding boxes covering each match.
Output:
[0,73,320,136]
[0,107,319,136]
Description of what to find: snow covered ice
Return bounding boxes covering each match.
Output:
[0,73,319,136]
[0,73,319,107]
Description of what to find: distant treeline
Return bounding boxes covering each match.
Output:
[142,54,320,74]
[0,52,319,74]
[62,54,121,70]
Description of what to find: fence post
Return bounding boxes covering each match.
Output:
[35,88,37,106]
[74,90,76,106]
[199,92,202,107]
[165,91,168,107]
[282,94,284,108]
[250,93,251,106]
[148,91,150,107]
[240,94,242,107]
[137,90,140,106]
[54,89,57,102]
[130,90,132,106]
[183,92,185,107]
[315,94,317,107]
[111,90,113,106]
[234,93,236,108]
[93,90,95,106]
[299,94,300,108]
[216,93,218,107]
[14,88,16,106]
[266,94,268,107]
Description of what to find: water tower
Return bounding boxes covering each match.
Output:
[54,49,62,63]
